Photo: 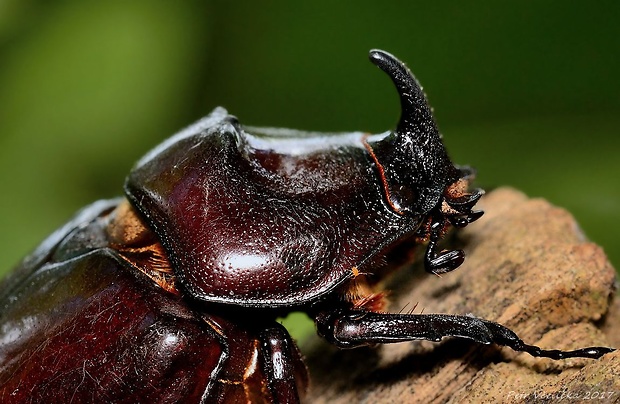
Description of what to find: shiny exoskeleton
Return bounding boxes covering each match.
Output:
[0,50,613,403]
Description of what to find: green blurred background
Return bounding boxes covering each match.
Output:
[1,1,618,340]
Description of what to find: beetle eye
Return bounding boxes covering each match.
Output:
[390,184,415,212]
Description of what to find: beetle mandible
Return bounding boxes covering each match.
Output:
[0,50,613,403]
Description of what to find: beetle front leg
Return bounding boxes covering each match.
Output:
[259,324,304,404]
[424,222,465,275]
[315,309,614,359]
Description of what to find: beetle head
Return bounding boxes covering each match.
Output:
[367,50,482,227]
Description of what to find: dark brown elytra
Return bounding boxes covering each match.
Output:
[0,50,613,403]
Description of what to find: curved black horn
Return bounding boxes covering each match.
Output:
[367,50,461,216]
[368,49,434,132]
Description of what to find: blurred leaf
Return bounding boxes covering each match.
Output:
[0,1,210,270]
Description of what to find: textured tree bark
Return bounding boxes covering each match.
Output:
[304,187,619,403]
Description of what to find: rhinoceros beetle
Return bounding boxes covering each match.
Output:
[0,50,613,403]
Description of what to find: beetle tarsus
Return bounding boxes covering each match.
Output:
[520,344,615,360]
[315,309,615,360]
[480,320,615,359]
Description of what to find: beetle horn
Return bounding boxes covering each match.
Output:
[367,50,461,215]
[368,49,435,135]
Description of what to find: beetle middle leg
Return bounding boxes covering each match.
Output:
[197,314,307,403]
[315,309,614,359]
[259,323,308,404]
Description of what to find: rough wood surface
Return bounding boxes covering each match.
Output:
[304,187,619,403]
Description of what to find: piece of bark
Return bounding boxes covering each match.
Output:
[304,187,619,403]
